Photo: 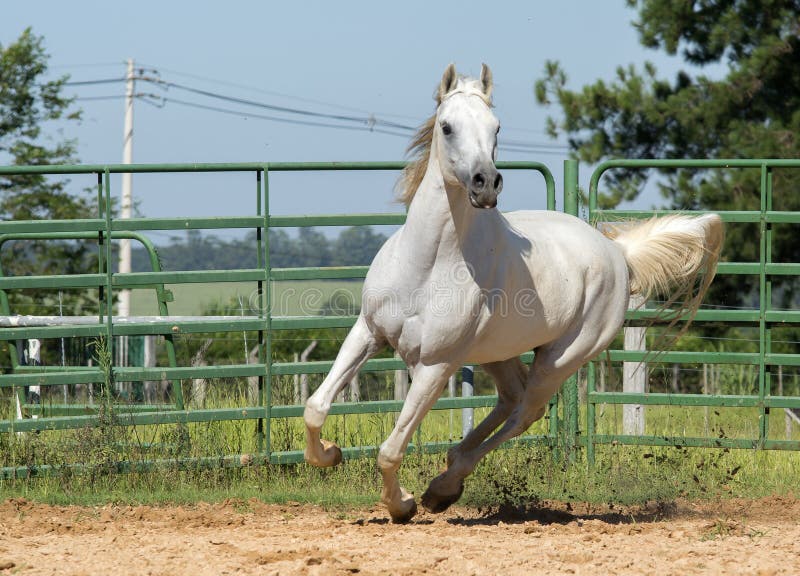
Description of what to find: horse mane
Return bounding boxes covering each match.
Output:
[396,78,493,207]
[396,114,436,207]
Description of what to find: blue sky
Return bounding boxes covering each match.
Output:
[3,1,720,227]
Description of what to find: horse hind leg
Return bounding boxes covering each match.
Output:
[420,358,527,513]
[422,327,610,514]
[448,358,527,463]
[304,316,383,467]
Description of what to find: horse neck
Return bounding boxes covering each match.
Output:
[403,154,486,264]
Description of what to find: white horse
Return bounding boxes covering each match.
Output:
[304,64,723,523]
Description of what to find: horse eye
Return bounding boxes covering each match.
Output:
[441,122,453,136]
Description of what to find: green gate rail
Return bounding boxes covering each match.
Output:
[585,159,800,464]
[5,158,798,480]
[0,161,556,477]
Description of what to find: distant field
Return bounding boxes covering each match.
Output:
[130,280,363,316]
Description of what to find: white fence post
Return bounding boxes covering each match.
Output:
[27,339,41,419]
[448,374,456,439]
[15,339,41,429]
[623,295,646,435]
[461,366,474,437]
[299,340,317,404]
[394,352,408,401]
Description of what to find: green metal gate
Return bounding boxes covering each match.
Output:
[582,159,800,462]
[0,161,557,477]
[2,159,799,479]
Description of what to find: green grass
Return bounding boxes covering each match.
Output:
[3,437,798,510]
[2,393,799,510]
[129,279,362,316]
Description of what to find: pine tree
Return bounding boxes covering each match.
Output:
[536,0,800,309]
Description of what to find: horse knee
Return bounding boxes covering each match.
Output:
[377,443,403,472]
[505,406,543,438]
[303,399,326,429]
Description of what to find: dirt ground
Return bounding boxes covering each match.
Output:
[1,496,798,576]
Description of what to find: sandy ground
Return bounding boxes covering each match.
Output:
[1,496,799,575]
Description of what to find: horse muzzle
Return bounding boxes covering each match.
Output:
[468,170,503,209]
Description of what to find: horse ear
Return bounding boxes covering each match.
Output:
[480,63,493,100]
[437,63,458,104]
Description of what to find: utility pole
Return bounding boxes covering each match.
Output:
[117,59,135,383]
[119,58,134,317]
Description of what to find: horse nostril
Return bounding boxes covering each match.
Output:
[472,173,486,189]
[493,173,503,191]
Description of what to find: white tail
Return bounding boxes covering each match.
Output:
[608,213,724,331]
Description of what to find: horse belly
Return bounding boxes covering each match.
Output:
[461,309,567,365]
[459,259,599,365]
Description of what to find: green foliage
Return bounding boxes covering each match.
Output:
[536,0,800,311]
[3,424,799,509]
[330,226,388,267]
[131,226,388,273]
[0,28,96,315]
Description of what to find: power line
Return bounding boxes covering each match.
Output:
[134,62,561,138]
[74,95,125,102]
[143,76,569,151]
[63,68,570,153]
[64,78,126,86]
[156,95,566,153]
[136,61,399,120]
[139,75,418,132]
[51,62,127,69]
[158,96,412,138]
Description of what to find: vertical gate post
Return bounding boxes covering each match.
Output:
[261,166,272,458]
[759,164,773,447]
[461,366,474,438]
[623,295,646,434]
[562,159,580,461]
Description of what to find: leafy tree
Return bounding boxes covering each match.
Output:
[535,0,800,307]
[331,226,387,266]
[268,229,298,269]
[292,227,332,267]
[132,226,389,272]
[0,28,94,315]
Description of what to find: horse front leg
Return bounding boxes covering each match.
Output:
[304,316,383,467]
[377,362,455,523]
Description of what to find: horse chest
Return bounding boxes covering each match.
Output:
[364,262,486,365]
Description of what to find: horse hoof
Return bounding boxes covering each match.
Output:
[304,440,342,467]
[321,440,343,466]
[421,479,464,514]
[390,499,418,524]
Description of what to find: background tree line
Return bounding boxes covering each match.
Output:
[129,226,389,272]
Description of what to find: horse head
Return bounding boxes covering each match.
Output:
[434,63,503,209]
